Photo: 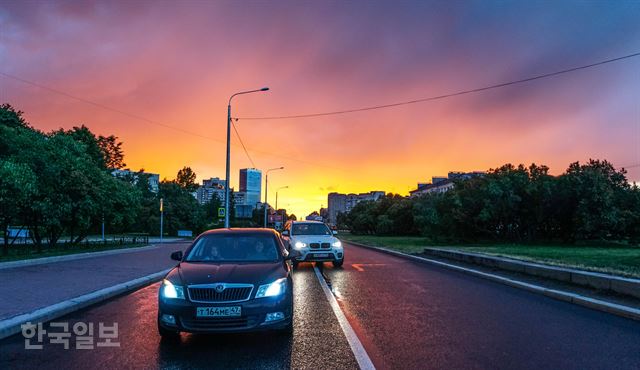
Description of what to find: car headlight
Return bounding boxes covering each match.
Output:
[294,241,307,249]
[332,240,342,248]
[255,278,287,298]
[161,279,185,299]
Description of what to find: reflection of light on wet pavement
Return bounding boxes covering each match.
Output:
[331,287,344,301]
[352,263,387,272]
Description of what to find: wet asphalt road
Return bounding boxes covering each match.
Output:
[1,242,640,369]
[0,267,358,369]
[321,243,640,370]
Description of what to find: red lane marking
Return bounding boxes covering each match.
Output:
[351,263,386,272]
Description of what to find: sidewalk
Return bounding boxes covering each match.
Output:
[0,241,190,322]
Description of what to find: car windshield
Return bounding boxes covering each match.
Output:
[185,234,279,263]
[292,223,331,236]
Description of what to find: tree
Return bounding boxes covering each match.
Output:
[560,159,631,241]
[0,104,29,129]
[157,181,206,235]
[203,194,222,224]
[59,126,126,170]
[0,160,37,255]
[176,166,198,192]
[97,135,126,170]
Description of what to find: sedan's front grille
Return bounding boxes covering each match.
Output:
[321,242,331,249]
[188,285,253,303]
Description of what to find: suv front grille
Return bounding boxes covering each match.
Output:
[310,242,331,249]
[188,285,253,303]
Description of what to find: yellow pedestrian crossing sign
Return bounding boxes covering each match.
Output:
[218,207,225,218]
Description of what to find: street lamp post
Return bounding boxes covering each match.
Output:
[225,87,269,228]
[263,167,284,228]
[275,185,288,230]
[275,185,288,212]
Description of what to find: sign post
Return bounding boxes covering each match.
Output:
[160,198,164,244]
[218,207,226,227]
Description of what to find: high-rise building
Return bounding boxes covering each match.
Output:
[195,177,226,204]
[327,191,385,225]
[328,193,347,226]
[409,171,485,197]
[239,168,262,207]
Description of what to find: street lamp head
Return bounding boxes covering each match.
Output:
[261,87,270,91]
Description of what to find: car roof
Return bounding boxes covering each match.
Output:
[199,228,279,237]
[291,221,324,224]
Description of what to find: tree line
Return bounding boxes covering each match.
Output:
[0,104,227,255]
[339,162,640,244]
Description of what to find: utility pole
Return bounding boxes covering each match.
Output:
[263,167,284,228]
[226,87,269,228]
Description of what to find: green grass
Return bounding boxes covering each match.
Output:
[339,233,640,278]
[0,242,149,263]
[445,245,640,278]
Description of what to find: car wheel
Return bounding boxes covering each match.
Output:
[157,318,180,340]
[292,260,299,270]
[332,259,344,268]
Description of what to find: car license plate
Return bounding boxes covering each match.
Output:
[315,253,329,258]
[196,306,241,318]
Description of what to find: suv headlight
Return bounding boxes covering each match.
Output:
[332,240,342,248]
[255,278,287,298]
[294,241,307,249]
[161,279,185,299]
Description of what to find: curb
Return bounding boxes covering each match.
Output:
[0,269,171,340]
[0,242,185,271]
[345,241,640,322]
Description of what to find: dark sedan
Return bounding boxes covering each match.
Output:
[157,228,298,338]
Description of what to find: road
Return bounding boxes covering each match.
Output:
[1,242,640,369]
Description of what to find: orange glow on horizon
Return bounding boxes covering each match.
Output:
[1,2,638,217]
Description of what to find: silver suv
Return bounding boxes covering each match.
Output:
[281,221,344,268]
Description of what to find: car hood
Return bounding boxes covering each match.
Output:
[291,235,338,244]
[166,261,285,286]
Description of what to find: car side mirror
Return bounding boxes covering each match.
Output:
[170,251,183,261]
[281,230,289,236]
[332,230,338,235]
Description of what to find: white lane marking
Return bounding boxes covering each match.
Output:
[313,266,376,370]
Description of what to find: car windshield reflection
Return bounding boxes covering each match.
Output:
[291,223,331,236]
[185,235,279,263]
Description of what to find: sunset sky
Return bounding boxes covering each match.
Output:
[1,1,639,217]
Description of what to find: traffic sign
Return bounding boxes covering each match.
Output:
[218,207,226,218]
